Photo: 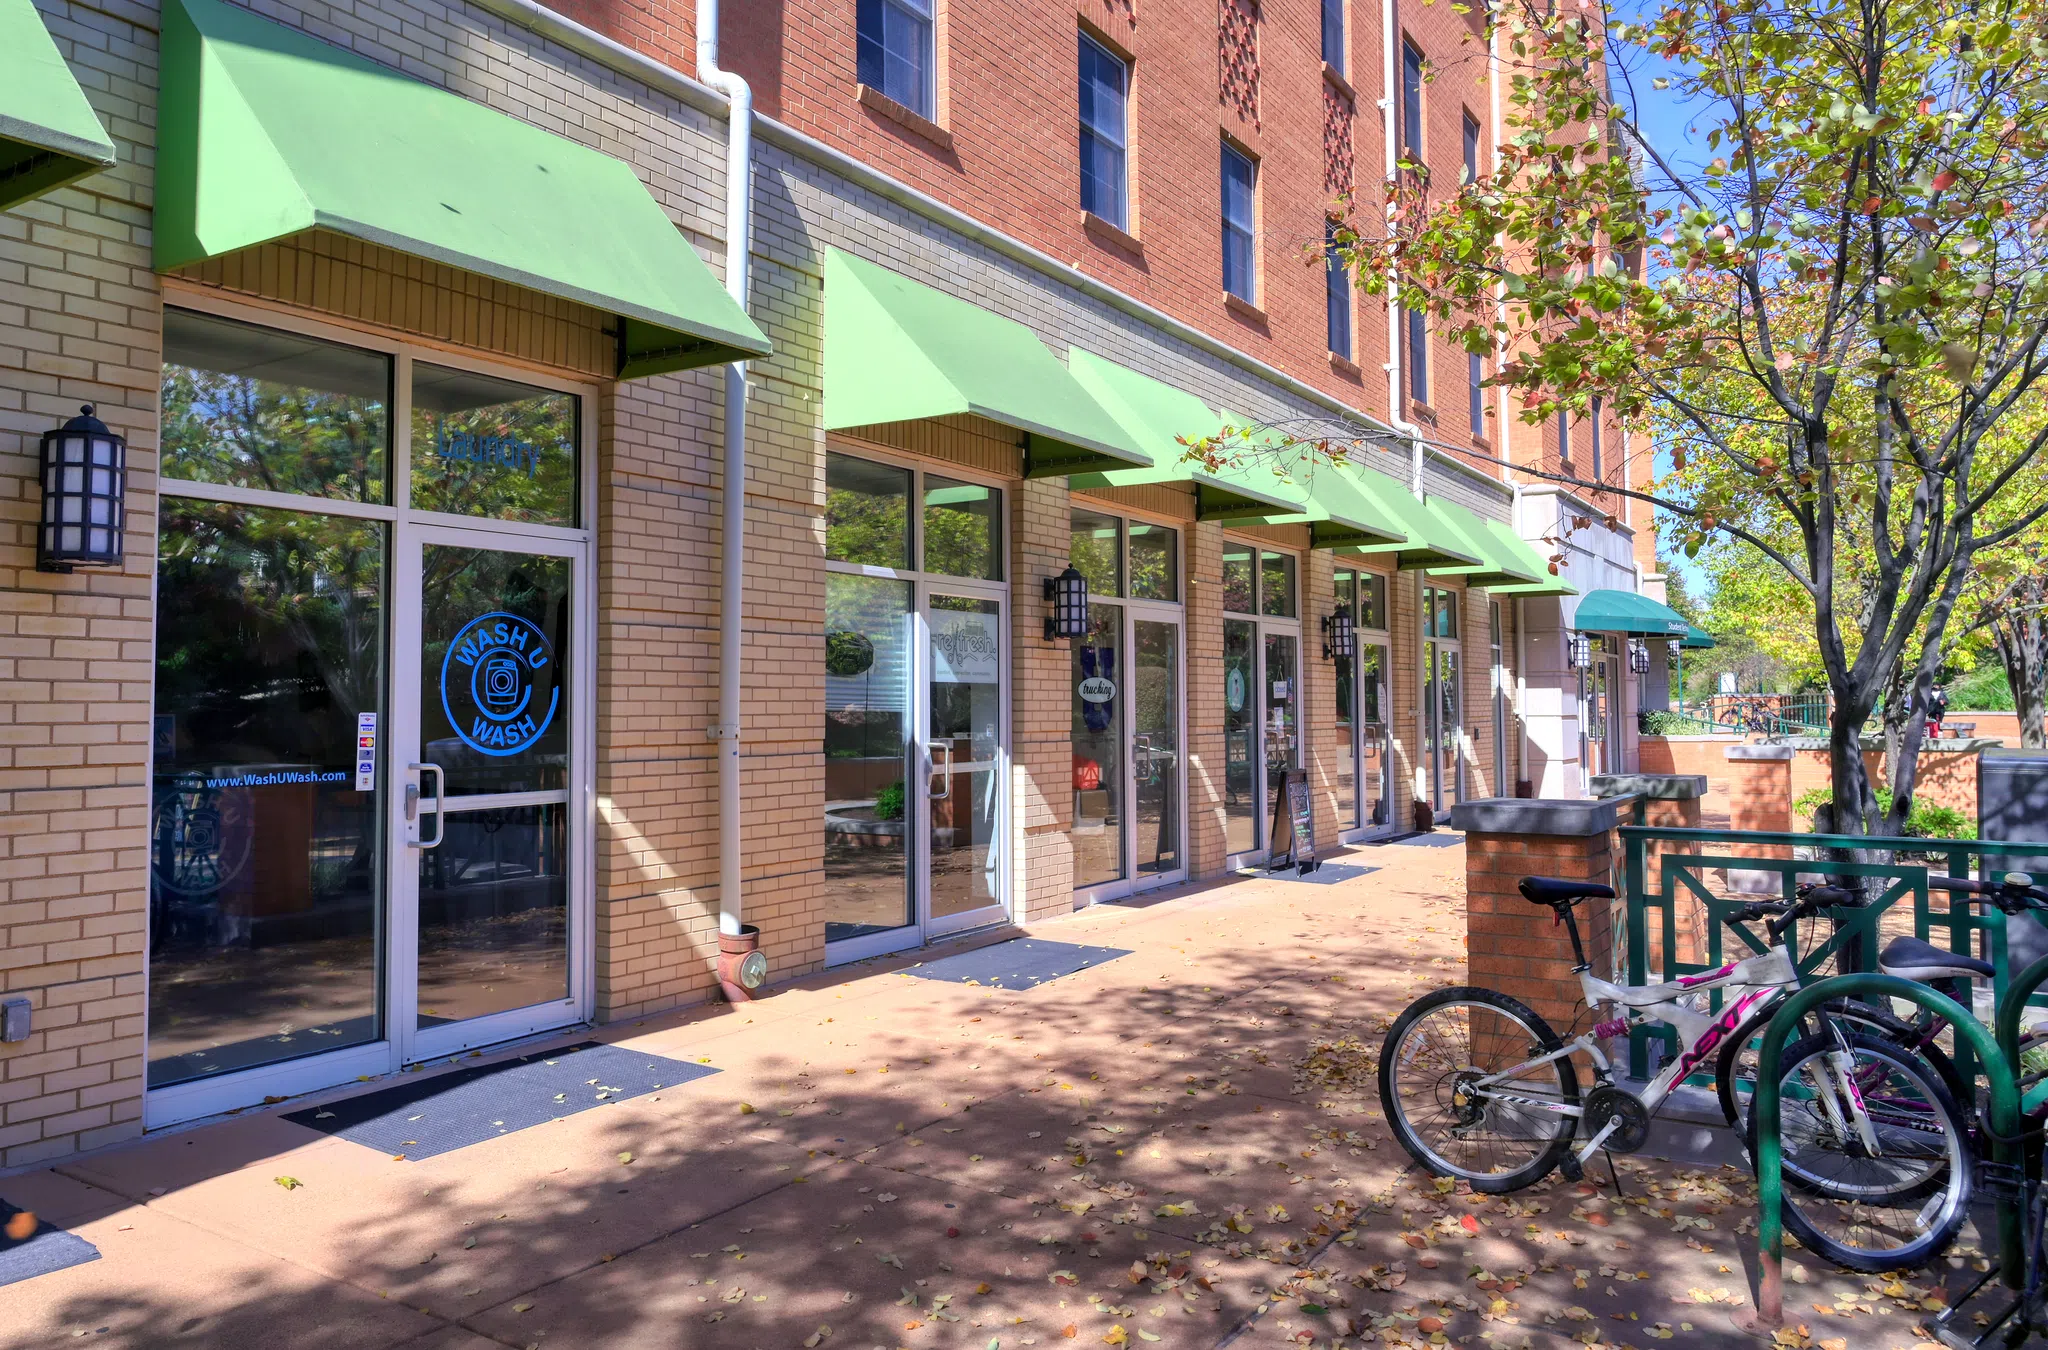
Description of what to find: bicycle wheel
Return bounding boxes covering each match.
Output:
[1715,1000,1971,1134]
[1744,1031,1972,1272]
[1378,987,1581,1193]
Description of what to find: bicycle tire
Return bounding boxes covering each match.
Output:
[1378,986,1581,1194]
[1714,999,1970,1132]
[1744,1031,1973,1273]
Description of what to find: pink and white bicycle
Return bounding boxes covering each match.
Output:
[1378,875,1973,1272]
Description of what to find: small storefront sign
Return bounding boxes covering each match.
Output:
[440,611,559,756]
[1226,668,1246,712]
[1078,676,1115,704]
[931,611,1000,684]
[354,712,378,790]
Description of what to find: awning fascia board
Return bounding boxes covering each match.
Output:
[0,0,117,211]
[1214,417,1406,551]
[824,252,1147,477]
[1572,588,1693,637]
[1344,484,1485,570]
[154,0,769,381]
[1063,350,1305,514]
[1426,510,1550,589]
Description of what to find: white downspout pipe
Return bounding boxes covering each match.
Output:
[699,0,752,940]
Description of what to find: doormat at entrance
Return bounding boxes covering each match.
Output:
[1272,862,1379,885]
[0,1199,98,1288]
[281,1041,718,1161]
[903,939,1132,990]
[1390,832,1465,848]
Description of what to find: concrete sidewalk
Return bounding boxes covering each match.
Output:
[0,840,1974,1349]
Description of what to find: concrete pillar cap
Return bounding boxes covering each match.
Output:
[1590,773,1707,801]
[1725,743,1796,761]
[1449,797,1622,838]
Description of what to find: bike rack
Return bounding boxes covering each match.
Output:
[1742,973,2024,1334]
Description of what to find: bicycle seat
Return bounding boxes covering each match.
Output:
[1519,876,1616,907]
[1878,934,1994,983]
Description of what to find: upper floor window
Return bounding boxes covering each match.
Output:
[1461,111,1481,183]
[1078,33,1130,230]
[857,0,935,119]
[1221,143,1258,302]
[1589,396,1605,480]
[1557,408,1572,475]
[1322,0,1345,73]
[1326,221,1352,358]
[1467,350,1484,435]
[1405,306,1428,405]
[1400,41,1425,165]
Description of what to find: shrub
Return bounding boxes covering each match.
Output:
[873,780,906,821]
[1795,785,1975,840]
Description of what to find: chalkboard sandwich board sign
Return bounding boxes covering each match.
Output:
[1266,768,1319,875]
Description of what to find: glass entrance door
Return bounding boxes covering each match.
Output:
[395,527,583,1059]
[924,592,1007,935]
[1359,642,1393,831]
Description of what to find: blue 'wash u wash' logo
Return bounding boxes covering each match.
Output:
[441,612,558,756]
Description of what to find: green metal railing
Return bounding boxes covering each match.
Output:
[1621,826,2048,1084]
[1746,973,2024,1330]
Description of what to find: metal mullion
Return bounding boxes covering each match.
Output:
[159,478,397,522]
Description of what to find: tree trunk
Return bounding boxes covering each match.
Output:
[1878,659,1912,796]
[1826,694,1880,836]
[1990,579,2047,750]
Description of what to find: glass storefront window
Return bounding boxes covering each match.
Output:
[924,476,1003,580]
[1260,550,1297,618]
[824,574,914,942]
[1223,618,1258,853]
[928,595,1004,916]
[1070,509,1122,597]
[827,452,912,569]
[161,308,390,503]
[411,363,578,526]
[148,500,386,1088]
[1072,602,1124,888]
[1133,619,1180,874]
[1358,572,1387,629]
[1222,542,1255,613]
[1129,522,1178,601]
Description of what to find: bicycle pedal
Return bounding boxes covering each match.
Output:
[1559,1155,1584,1182]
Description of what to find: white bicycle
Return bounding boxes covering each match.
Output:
[1378,875,1973,1272]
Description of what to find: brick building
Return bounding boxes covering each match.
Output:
[0,0,1686,1166]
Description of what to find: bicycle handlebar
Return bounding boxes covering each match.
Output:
[1930,873,2048,913]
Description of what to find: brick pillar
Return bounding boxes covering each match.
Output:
[1184,521,1229,878]
[1589,773,1706,972]
[1303,548,1342,849]
[1725,744,1794,896]
[1390,569,1424,827]
[1452,798,1621,1034]
[1011,477,1075,922]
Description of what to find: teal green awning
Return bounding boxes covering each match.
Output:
[0,0,117,211]
[155,0,770,380]
[1345,481,1486,570]
[1682,623,1716,649]
[824,250,1147,477]
[1574,587,1691,637]
[1064,351,1307,517]
[1427,508,1550,589]
[1215,416,1407,550]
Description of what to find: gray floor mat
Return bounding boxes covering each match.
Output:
[902,939,1131,989]
[0,1200,98,1287]
[282,1041,717,1160]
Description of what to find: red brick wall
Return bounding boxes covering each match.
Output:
[1465,827,1615,1033]
[1910,748,1980,825]
[1638,735,1741,786]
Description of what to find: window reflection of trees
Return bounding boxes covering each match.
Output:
[161,361,388,504]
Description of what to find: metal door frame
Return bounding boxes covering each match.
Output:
[916,580,1011,939]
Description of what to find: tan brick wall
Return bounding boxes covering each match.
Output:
[1185,520,1229,877]
[1011,475,1074,922]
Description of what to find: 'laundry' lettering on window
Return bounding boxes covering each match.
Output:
[437,426,548,478]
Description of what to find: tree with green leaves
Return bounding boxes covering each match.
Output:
[1325,0,2048,834]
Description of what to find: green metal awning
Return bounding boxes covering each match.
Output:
[823,250,1147,477]
[1214,415,1407,549]
[154,0,769,380]
[1064,351,1308,518]
[1345,481,1486,570]
[0,0,117,211]
[1682,623,1716,649]
[1573,587,1691,637]
[1426,509,1550,589]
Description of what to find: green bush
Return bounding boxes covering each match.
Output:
[873,779,906,821]
[1949,662,2015,711]
[1795,784,1975,840]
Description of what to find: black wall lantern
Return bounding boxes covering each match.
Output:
[1044,564,1089,640]
[38,405,125,574]
[1627,639,1651,675]
[1321,607,1355,661]
[1566,632,1594,671]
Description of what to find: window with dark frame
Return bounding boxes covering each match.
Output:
[1468,350,1484,435]
[857,0,936,119]
[1558,407,1572,474]
[1322,0,1345,73]
[1326,220,1352,358]
[1405,305,1428,405]
[1590,395,1604,480]
[1461,112,1481,184]
[1222,142,1258,302]
[1400,41,1425,166]
[1078,32,1130,231]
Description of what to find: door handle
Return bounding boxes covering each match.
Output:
[412,762,445,848]
[929,742,953,799]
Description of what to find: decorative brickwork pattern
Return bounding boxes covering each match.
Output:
[1219,0,1260,129]
[1323,82,1354,201]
